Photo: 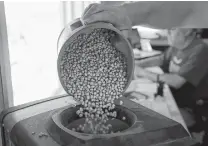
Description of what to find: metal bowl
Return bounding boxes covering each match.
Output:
[57,18,134,96]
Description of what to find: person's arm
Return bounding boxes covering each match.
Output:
[121,1,208,29]
[135,67,186,89]
[136,42,208,89]
[177,44,208,87]
[135,54,164,68]
[135,46,173,68]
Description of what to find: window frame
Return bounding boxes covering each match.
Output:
[0,1,85,107]
[0,2,14,110]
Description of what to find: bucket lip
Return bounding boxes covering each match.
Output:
[51,105,138,140]
[57,18,82,51]
[57,22,135,98]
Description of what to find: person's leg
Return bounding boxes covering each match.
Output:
[202,127,208,146]
[194,100,208,146]
[188,106,204,133]
[179,108,196,127]
[169,87,204,131]
[170,88,198,129]
[169,87,208,145]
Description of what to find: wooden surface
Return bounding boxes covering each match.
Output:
[126,67,189,133]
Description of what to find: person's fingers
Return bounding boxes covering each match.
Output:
[121,30,130,39]
[82,3,132,29]
[180,108,196,127]
[83,10,131,30]
[83,4,93,15]
[82,3,108,18]
[128,30,141,48]
[121,29,141,49]
[83,4,117,16]
[83,11,113,25]
[82,3,99,16]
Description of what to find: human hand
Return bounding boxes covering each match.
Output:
[81,3,140,47]
[81,3,132,33]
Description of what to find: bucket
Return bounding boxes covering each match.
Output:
[57,18,134,97]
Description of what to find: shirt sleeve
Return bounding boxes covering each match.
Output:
[178,44,208,87]
[162,47,174,71]
[163,47,173,62]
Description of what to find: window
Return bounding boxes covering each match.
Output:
[4,2,95,106]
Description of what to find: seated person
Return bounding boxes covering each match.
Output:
[82,3,208,145]
[135,28,206,108]
[135,28,208,121]
[135,27,208,146]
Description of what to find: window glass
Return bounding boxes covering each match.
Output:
[5,2,65,106]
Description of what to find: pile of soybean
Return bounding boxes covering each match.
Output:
[60,28,127,134]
